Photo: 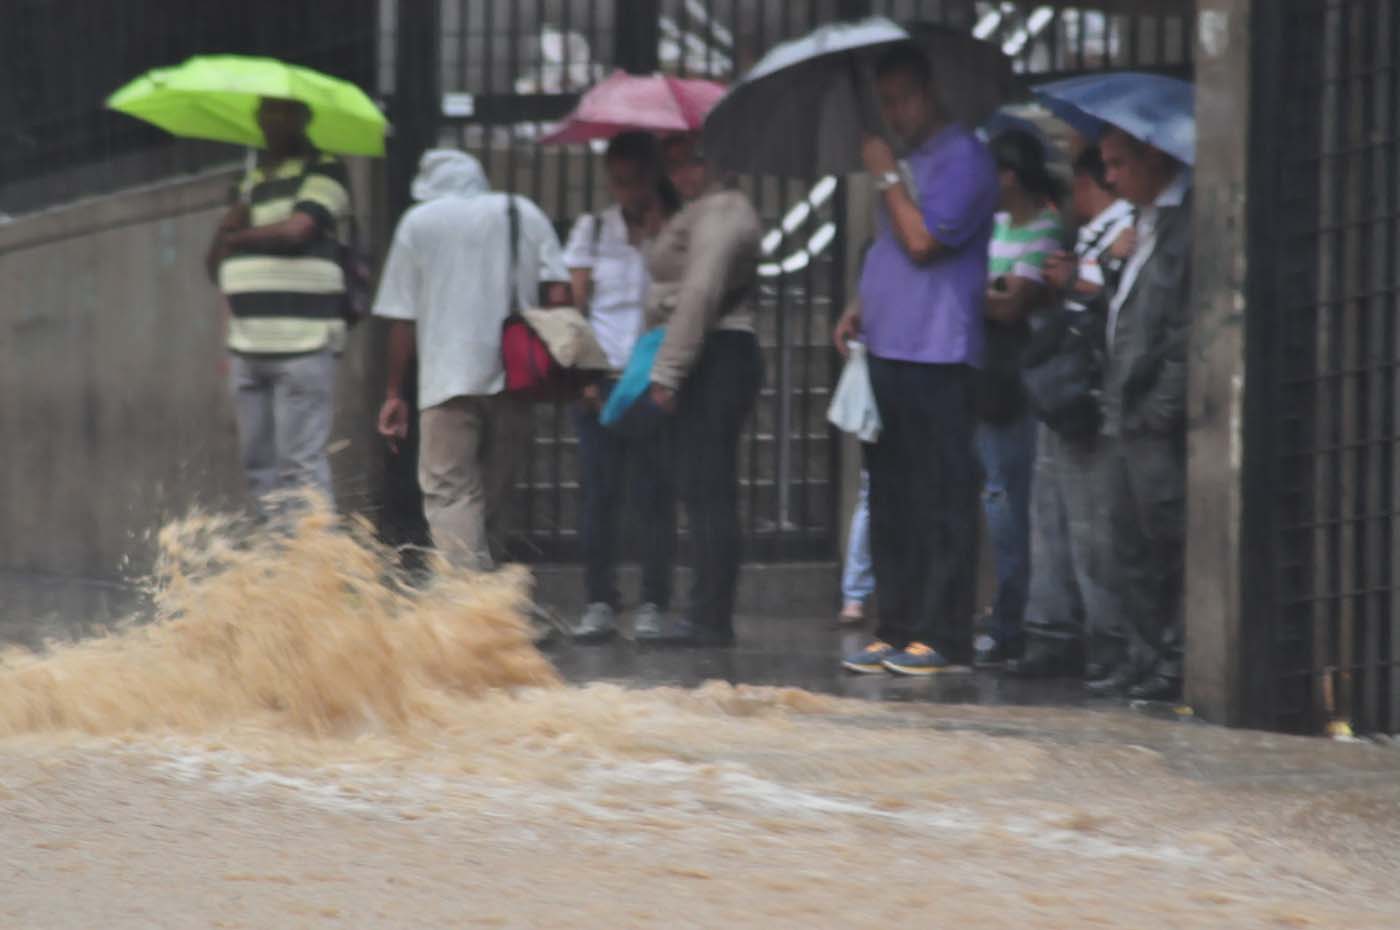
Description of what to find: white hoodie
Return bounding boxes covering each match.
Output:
[373,149,568,407]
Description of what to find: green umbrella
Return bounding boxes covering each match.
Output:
[107,54,386,157]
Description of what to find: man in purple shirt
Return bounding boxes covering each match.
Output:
[833,42,1000,675]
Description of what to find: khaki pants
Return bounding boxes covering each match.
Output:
[418,394,531,570]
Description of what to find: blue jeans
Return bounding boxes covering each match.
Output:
[975,413,1038,646]
[841,471,874,604]
[574,386,675,610]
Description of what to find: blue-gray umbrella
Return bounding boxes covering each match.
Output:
[704,17,1015,177]
[1034,71,1194,165]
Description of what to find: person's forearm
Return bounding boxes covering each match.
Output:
[881,184,943,264]
[384,321,416,399]
[225,215,315,252]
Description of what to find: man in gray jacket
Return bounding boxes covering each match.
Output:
[1083,127,1192,702]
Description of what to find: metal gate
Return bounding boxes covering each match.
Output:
[1245,0,1400,735]
[384,0,1196,562]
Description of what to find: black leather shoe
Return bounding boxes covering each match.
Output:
[1127,674,1181,702]
[1085,665,1141,696]
[1008,645,1082,679]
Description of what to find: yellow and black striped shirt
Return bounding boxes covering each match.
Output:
[219,154,350,354]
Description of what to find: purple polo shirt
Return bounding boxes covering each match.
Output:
[859,124,999,366]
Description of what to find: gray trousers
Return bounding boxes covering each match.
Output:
[1086,433,1186,679]
[1024,428,1124,668]
[230,350,336,513]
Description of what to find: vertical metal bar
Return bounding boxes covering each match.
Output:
[1126,6,1139,68]
[1337,0,1365,734]
[1386,0,1400,737]
[480,0,496,176]
[584,0,599,214]
[1360,0,1389,734]
[828,177,849,557]
[1076,5,1086,72]
[747,0,767,547]
[1157,6,1169,67]
[678,0,690,77]
[1311,0,1340,733]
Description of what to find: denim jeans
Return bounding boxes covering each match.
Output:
[230,349,336,516]
[574,384,675,610]
[975,412,1038,646]
[841,470,875,605]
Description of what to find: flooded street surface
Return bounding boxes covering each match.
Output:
[2,511,1399,928]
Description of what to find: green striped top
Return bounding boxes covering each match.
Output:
[988,207,1064,285]
[219,153,350,354]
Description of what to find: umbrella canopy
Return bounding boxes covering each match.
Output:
[1034,71,1194,165]
[108,55,387,157]
[703,17,1015,177]
[539,71,727,144]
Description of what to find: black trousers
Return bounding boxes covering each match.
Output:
[864,358,979,656]
[574,384,675,610]
[674,331,763,634]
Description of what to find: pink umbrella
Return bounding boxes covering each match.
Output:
[540,70,727,144]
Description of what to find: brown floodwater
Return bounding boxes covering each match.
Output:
[1,508,1397,929]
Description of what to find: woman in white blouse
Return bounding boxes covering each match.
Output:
[567,132,681,642]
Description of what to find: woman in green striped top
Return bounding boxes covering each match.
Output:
[974,129,1066,667]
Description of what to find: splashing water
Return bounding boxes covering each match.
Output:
[0,506,1398,928]
[0,505,557,739]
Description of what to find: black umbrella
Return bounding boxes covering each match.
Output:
[704,17,1016,177]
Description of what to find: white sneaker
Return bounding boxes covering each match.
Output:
[572,602,617,642]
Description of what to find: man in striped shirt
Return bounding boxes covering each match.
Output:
[1012,145,1135,681]
[206,98,350,516]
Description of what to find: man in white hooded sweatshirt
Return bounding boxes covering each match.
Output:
[374,150,570,571]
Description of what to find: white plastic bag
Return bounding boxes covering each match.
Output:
[827,341,882,443]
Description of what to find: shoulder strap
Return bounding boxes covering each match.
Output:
[591,210,604,259]
[507,193,520,312]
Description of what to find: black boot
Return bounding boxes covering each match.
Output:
[1085,664,1141,697]
[1127,674,1181,702]
[1007,641,1083,679]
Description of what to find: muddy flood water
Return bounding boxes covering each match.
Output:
[2,510,1398,929]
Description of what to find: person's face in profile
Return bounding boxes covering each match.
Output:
[1100,129,1173,208]
[257,98,312,155]
[663,135,708,203]
[875,70,935,150]
[605,154,656,221]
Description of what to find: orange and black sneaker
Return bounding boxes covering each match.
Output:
[882,642,952,676]
[841,640,898,674]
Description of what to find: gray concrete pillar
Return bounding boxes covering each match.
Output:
[1184,0,1252,723]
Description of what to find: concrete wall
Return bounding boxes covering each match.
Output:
[1184,0,1251,724]
[0,167,380,583]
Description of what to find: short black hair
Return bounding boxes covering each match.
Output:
[1072,145,1109,189]
[606,130,682,213]
[874,42,933,88]
[605,130,662,168]
[989,129,1063,202]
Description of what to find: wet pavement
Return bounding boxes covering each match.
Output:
[549,613,1095,709]
[5,534,1400,929]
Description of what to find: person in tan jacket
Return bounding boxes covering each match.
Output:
[635,133,764,646]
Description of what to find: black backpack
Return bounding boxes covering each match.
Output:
[1020,294,1107,441]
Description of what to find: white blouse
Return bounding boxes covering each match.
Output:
[563,205,649,370]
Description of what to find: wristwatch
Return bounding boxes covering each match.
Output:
[875,170,902,192]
